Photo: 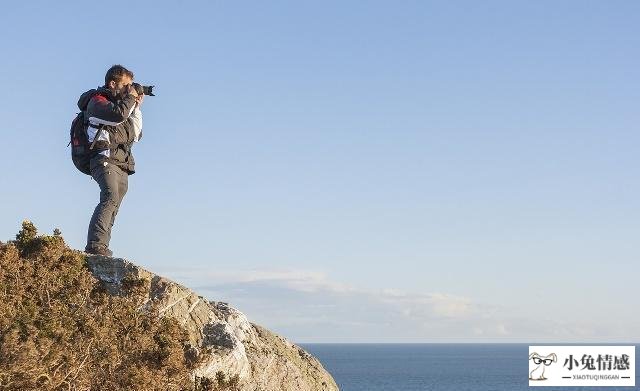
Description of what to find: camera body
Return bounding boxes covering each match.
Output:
[132,82,155,96]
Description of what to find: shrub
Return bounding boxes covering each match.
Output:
[0,221,217,390]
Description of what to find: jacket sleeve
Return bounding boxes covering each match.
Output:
[86,94,137,125]
[130,107,143,142]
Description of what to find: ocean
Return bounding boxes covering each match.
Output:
[299,343,639,391]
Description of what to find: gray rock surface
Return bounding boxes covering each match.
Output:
[85,255,339,391]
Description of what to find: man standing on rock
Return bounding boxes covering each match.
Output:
[78,65,143,256]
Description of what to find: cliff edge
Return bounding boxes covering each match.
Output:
[85,255,338,391]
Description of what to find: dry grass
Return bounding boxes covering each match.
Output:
[0,221,238,391]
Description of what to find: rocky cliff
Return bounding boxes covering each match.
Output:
[85,255,339,391]
[0,221,338,391]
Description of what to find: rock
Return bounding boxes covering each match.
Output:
[85,255,339,391]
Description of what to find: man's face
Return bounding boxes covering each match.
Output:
[108,75,133,97]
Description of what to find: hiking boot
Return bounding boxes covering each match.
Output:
[85,246,113,257]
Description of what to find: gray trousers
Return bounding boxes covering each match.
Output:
[86,159,128,251]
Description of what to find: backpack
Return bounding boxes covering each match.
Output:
[68,111,95,175]
[68,91,107,175]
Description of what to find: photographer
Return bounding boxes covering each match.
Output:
[78,64,144,256]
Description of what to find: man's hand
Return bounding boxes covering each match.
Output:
[135,94,144,108]
[126,84,139,98]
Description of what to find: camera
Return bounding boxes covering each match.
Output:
[132,82,155,96]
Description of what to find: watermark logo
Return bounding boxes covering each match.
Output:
[529,352,557,381]
[528,346,635,387]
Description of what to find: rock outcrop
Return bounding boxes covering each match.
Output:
[85,255,339,391]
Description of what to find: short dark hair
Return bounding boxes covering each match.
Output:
[104,64,134,86]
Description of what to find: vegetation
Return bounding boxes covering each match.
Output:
[0,221,239,391]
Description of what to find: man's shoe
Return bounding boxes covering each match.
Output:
[85,246,113,257]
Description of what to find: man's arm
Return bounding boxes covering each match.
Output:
[87,93,137,126]
[130,106,143,142]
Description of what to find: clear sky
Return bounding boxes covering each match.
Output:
[1,1,638,343]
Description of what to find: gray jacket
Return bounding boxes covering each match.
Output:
[77,86,142,174]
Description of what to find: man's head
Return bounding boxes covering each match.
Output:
[104,65,134,97]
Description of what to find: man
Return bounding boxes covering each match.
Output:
[77,65,144,256]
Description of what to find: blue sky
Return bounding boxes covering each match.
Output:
[1,1,638,343]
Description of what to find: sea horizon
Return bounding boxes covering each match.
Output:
[299,342,639,391]
[297,341,640,345]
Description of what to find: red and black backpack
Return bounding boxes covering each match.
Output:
[68,93,104,175]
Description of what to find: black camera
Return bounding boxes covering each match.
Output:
[132,82,155,96]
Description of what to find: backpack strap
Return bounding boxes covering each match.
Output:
[89,123,105,150]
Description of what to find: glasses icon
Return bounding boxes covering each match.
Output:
[532,357,554,366]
